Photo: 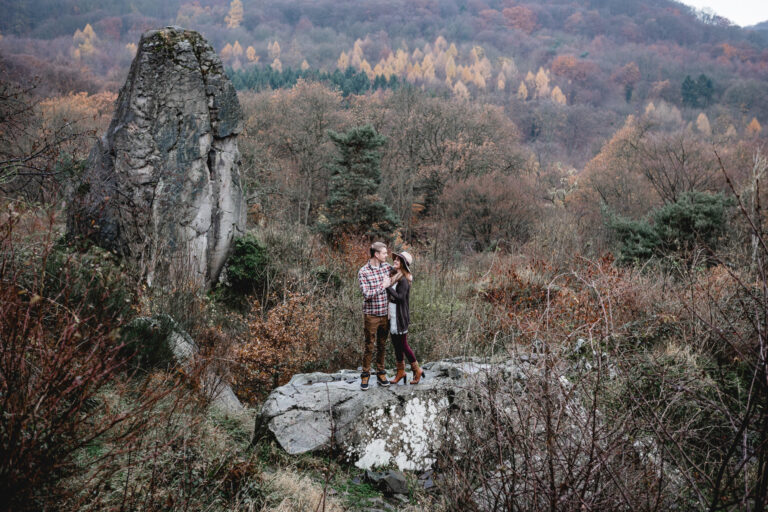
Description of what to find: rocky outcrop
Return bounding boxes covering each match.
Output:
[69,27,245,289]
[125,315,244,415]
[255,359,531,471]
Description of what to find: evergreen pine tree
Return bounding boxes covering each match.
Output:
[606,191,733,265]
[318,125,400,241]
[696,73,714,106]
[681,75,698,107]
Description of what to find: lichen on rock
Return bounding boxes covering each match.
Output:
[68,26,245,289]
[256,359,528,471]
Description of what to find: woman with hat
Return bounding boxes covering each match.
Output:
[385,251,424,385]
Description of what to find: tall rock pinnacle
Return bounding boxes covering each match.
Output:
[69,27,246,289]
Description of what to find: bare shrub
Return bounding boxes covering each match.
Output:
[0,75,97,202]
[436,357,668,511]
[61,373,265,511]
[0,203,174,510]
[436,262,674,511]
[438,171,540,252]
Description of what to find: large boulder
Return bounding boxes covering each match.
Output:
[69,27,245,289]
[255,359,531,471]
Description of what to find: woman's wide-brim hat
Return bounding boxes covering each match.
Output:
[394,251,413,273]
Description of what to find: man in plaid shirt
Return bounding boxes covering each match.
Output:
[358,241,393,390]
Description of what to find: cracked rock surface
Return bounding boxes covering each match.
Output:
[68,26,245,289]
[256,359,528,471]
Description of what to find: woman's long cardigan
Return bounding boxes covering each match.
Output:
[386,277,410,334]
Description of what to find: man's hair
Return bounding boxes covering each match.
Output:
[370,241,387,258]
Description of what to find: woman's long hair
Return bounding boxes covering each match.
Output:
[390,256,412,284]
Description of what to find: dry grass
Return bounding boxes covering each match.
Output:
[263,469,344,512]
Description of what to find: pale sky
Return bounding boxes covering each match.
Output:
[678,0,768,27]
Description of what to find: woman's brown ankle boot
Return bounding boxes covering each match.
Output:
[390,361,407,384]
[410,361,424,385]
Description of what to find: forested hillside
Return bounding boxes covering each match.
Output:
[2,0,768,167]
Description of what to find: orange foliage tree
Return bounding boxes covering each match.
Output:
[234,294,321,400]
[502,6,538,34]
[610,61,641,100]
[550,55,598,83]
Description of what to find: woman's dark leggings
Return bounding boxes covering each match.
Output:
[391,333,416,363]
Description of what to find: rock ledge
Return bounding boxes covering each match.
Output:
[256,358,530,471]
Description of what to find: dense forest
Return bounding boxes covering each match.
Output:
[3,0,768,510]
[2,0,768,167]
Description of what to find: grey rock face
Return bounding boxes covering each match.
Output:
[126,315,244,415]
[69,27,245,289]
[256,359,529,471]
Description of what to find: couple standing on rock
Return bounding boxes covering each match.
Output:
[357,241,424,390]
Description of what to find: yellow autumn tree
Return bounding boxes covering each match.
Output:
[73,24,98,58]
[460,65,473,84]
[433,47,447,72]
[497,72,506,90]
[126,42,137,55]
[225,0,244,29]
[434,35,448,51]
[300,59,309,71]
[476,57,492,79]
[472,71,486,89]
[337,51,349,70]
[517,81,528,100]
[82,23,96,41]
[220,43,234,62]
[421,54,436,81]
[695,112,711,136]
[395,49,408,74]
[246,46,259,62]
[574,115,656,222]
[360,59,373,78]
[746,117,763,137]
[453,80,470,101]
[407,62,423,82]
[525,70,535,84]
[271,57,282,72]
[447,43,458,58]
[268,40,281,59]
[350,51,362,69]
[445,55,457,81]
[551,86,566,105]
[352,39,365,59]
[534,67,550,99]
[232,41,243,58]
[470,46,481,63]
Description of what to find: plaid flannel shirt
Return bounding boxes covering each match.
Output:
[358,261,392,316]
